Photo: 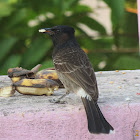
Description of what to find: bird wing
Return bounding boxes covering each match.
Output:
[53,47,98,100]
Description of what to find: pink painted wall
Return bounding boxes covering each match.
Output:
[0,103,140,140]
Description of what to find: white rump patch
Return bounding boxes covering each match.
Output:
[39,29,46,32]
[77,88,92,101]
[109,130,115,134]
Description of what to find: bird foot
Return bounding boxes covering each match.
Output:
[49,98,67,104]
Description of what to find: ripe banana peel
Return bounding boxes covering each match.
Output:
[35,69,64,88]
[0,86,15,97]
[13,79,59,96]
[35,69,58,79]
[7,64,42,83]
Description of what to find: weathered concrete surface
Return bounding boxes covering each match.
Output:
[0,70,140,140]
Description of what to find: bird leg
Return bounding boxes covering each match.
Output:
[49,92,69,104]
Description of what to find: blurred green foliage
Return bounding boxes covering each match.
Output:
[0,0,139,74]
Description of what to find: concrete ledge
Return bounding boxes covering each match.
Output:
[0,70,140,140]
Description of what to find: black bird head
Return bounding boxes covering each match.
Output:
[39,25,75,45]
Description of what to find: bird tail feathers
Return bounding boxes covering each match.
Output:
[81,97,114,134]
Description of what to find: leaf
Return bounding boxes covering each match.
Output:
[63,0,78,12]
[78,37,113,50]
[114,56,140,70]
[0,37,17,63]
[53,0,79,13]
[119,12,138,48]
[88,53,106,70]
[79,16,106,34]
[93,37,114,49]
[103,0,125,27]
[0,54,22,75]
[7,8,27,29]
[0,2,13,18]
[21,37,52,68]
[70,4,92,13]
[40,59,54,70]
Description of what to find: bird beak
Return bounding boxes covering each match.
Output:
[39,28,54,35]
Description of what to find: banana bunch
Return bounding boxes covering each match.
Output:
[0,64,63,97]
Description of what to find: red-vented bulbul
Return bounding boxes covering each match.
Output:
[39,25,114,134]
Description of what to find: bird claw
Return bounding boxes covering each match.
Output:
[49,99,67,104]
